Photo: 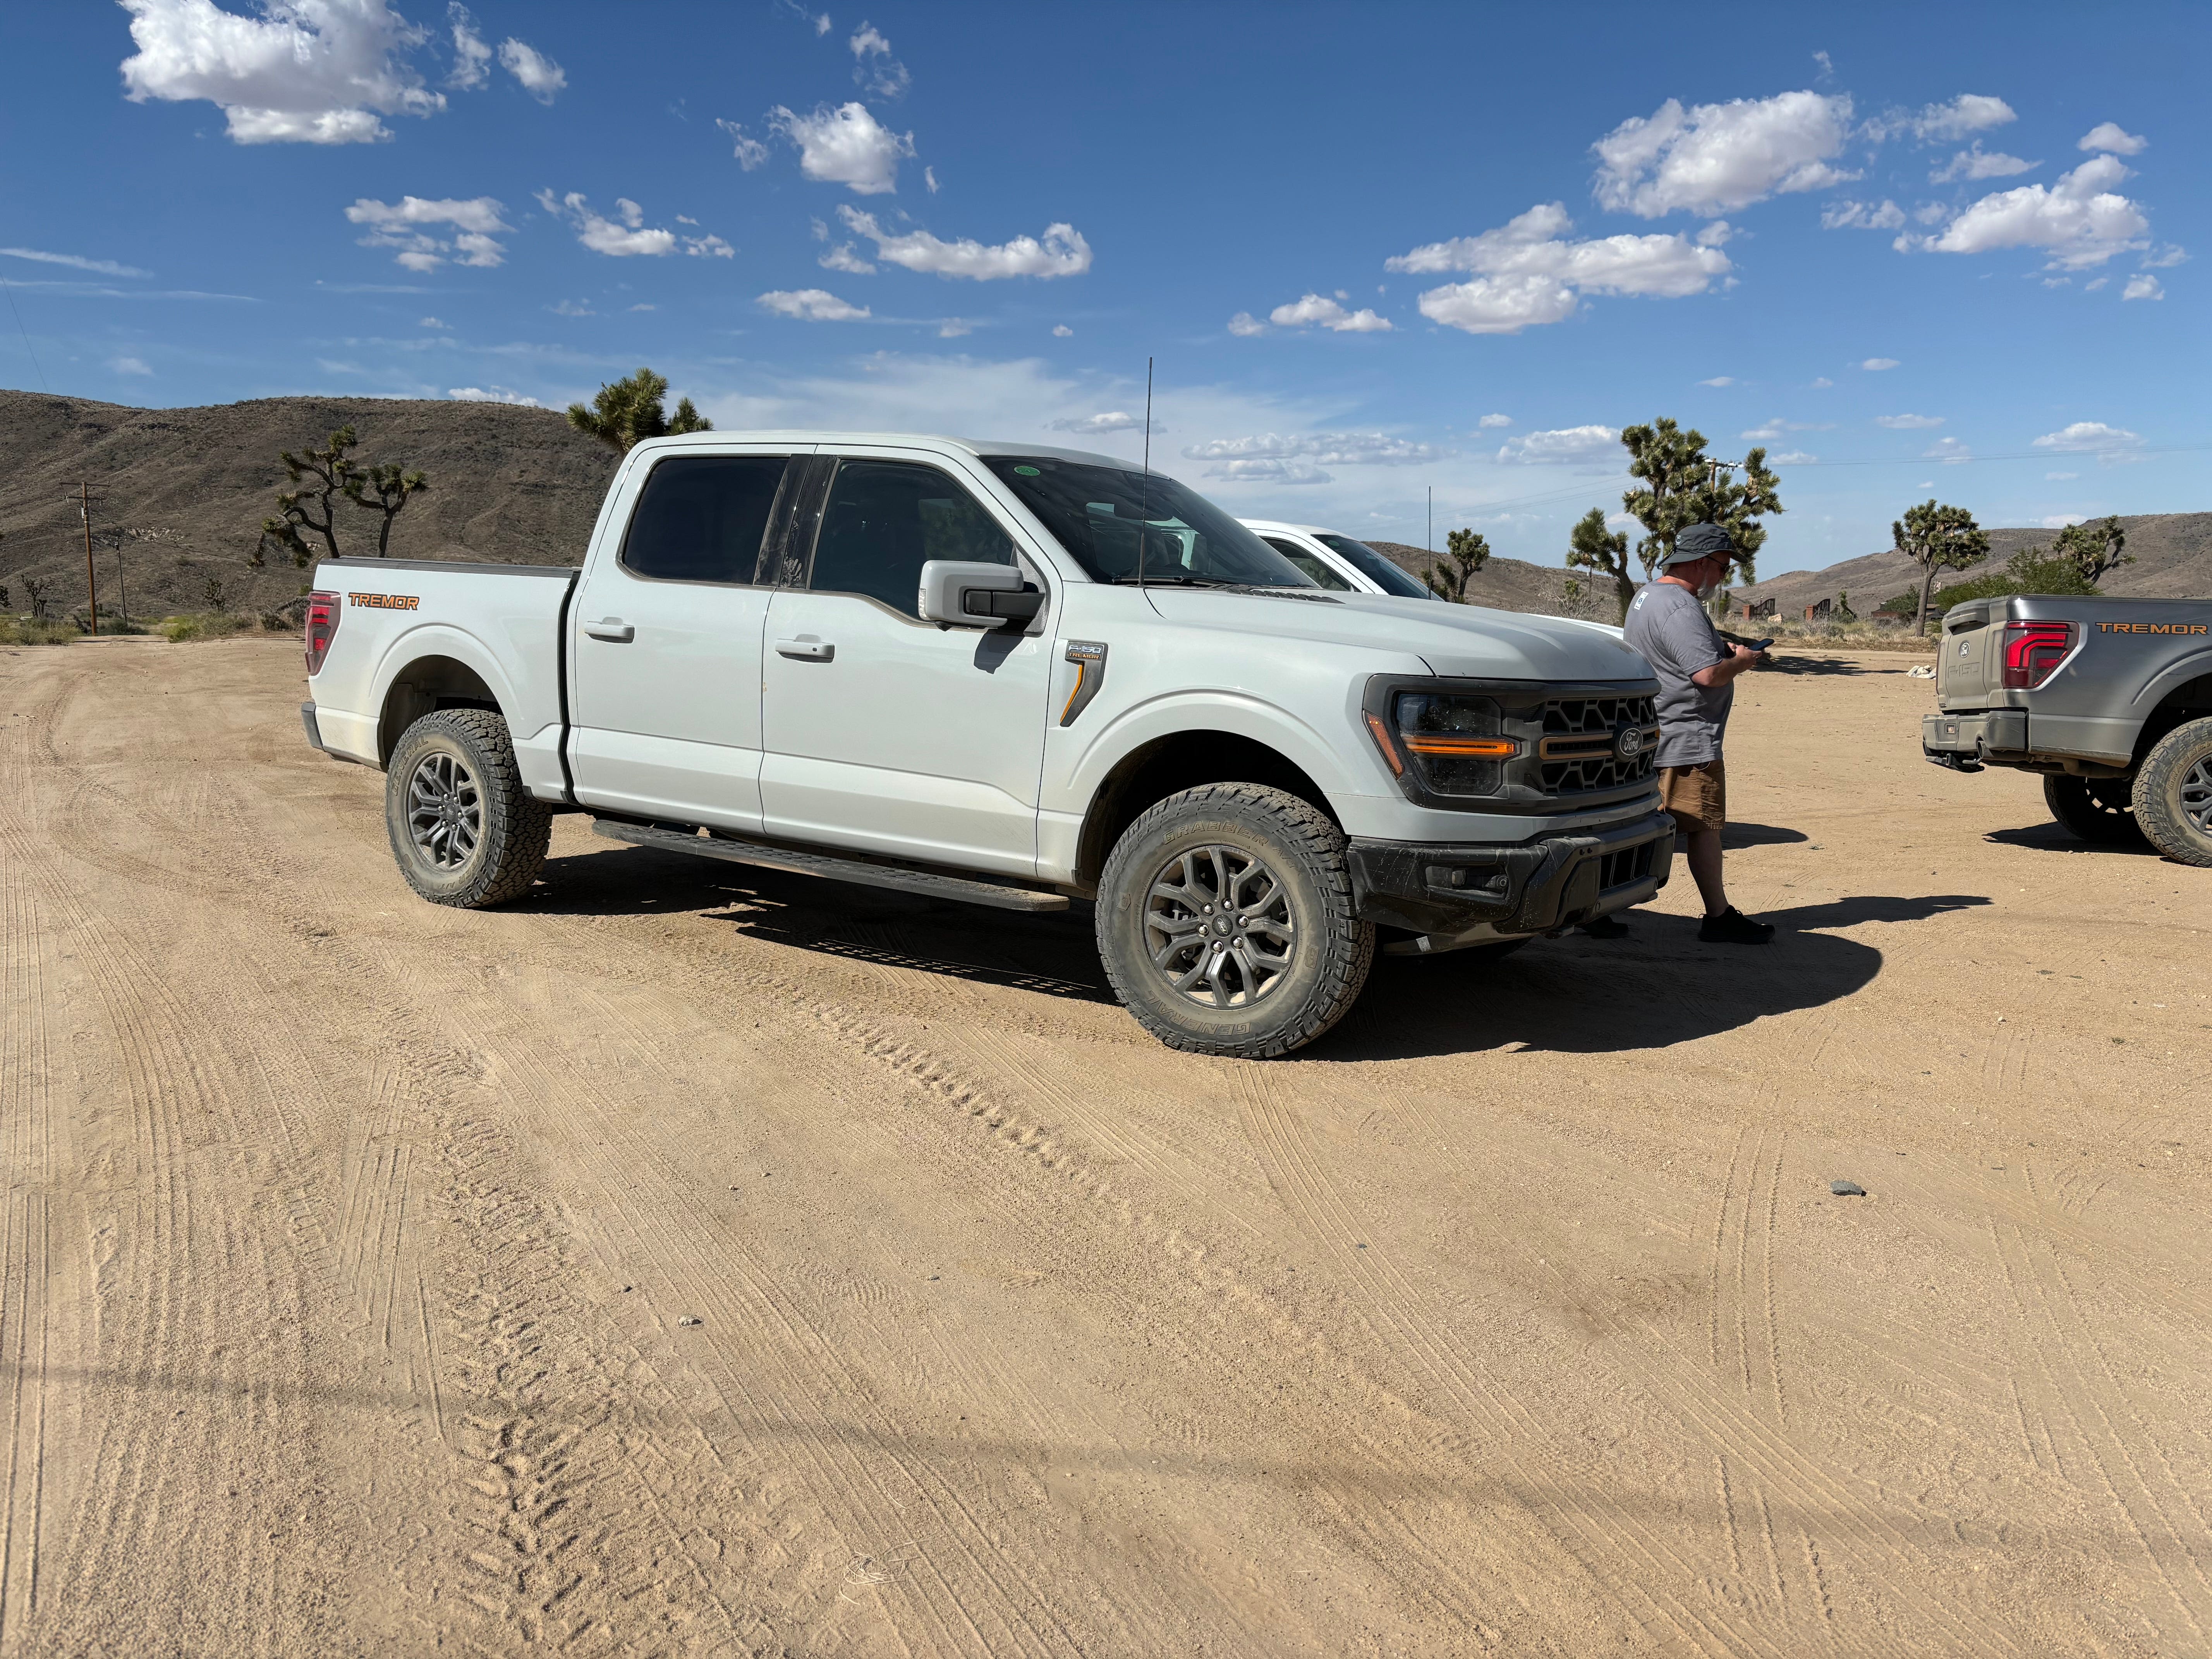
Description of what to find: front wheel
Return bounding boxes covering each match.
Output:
[2043,773,2145,846]
[1096,783,1374,1058]
[385,709,553,907]
[2133,717,2212,867]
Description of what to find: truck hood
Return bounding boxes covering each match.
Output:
[1145,588,1652,683]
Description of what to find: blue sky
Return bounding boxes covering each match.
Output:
[1,1,2205,576]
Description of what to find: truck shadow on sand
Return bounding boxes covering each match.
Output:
[534,848,1989,1055]
[1982,822,2165,858]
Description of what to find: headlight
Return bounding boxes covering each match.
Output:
[1385,692,1515,796]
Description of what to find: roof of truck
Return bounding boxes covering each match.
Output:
[632,430,1130,469]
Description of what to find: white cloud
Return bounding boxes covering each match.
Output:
[1181,432,1437,470]
[2044,471,2078,481]
[1861,357,1899,370]
[716,118,769,170]
[756,287,871,321]
[549,298,592,316]
[2033,421,2141,454]
[446,3,489,88]
[418,314,445,327]
[1923,436,1972,464]
[1477,412,1513,428]
[1738,417,1829,441]
[1931,144,2037,183]
[2123,274,2164,301]
[687,233,733,258]
[1051,323,1073,337]
[1767,450,1817,465]
[1389,201,1728,334]
[817,242,876,274]
[924,166,939,194]
[1914,155,2150,269]
[769,102,913,194]
[1810,376,1834,388]
[537,191,691,257]
[2079,122,2147,156]
[1265,294,1393,332]
[0,246,151,278]
[1207,459,1332,486]
[118,0,444,144]
[1592,91,1856,218]
[497,37,564,103]
[1867,93,2016,144]
[2042,514,2089,529]
[848,21,908,97]
[1495,425,1620,465]
[1698,375,1735,387]
[1822,198,1905,230]
[345,195,509,270]
[835,205,1091,280]
[449,385,541,406]
[1050,412,1141,434]
[1875,413,1944,429]
[629,303,653,312]
[111,355,154,375]
[1226,312,1266,337]
[936,318,971,338]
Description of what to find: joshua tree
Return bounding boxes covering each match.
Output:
[258,426,360,567]
[1894,499,1991,635]
[1618,418,1784,613]
[345,461,430,558]
[24,577,52,621]
[1568,507,1637,622]
[567,367,713,453]
[1424,527,1491,603]
[2052,515,2132,587]
[203,574,229,610]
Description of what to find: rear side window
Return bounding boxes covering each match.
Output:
[621,455,789,583]
[1261,537,1352,591]
[807,460,1016,616]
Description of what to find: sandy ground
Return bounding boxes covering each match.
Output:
[2,635,2208,1658]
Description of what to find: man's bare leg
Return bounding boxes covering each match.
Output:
[1685,826,1727,917]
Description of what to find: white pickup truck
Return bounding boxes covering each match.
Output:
[303,432,1672,1056]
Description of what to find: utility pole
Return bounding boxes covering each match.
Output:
[73,482,100,635]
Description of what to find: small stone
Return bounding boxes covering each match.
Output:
[678,1315,703,1327]
[1829,1179,1867,1197]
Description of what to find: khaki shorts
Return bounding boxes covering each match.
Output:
[1659,757,1726,834]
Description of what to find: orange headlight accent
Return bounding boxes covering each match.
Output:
[1362,711,1405,777]
[1401,735,1516,758]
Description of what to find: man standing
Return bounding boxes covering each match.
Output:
[1620,521,1774,943]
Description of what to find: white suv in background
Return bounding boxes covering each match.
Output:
[1240,520,1438,601]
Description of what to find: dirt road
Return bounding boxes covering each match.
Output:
[3,636,2207,1656]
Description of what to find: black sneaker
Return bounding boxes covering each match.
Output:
[1579,914,1631,938]
[1698,907,1775,944]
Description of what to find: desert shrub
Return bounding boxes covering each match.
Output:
[157,611,253,642]
[0,617,82,646]
[1930,549,2100,614]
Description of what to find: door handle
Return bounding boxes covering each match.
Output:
[583,618,634,642]
[775,637,834,661]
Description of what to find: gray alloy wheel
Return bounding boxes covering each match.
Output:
[2132,716,2212,867]
[1097,783,1374,1059]
[384,708,553,907]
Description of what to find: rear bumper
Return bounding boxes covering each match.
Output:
[1923,709,2136,772]
[301,701,326,752]
[1348,807,1675,944]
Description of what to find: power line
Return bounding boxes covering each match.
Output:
[0,270,47,394]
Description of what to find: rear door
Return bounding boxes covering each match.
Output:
[568,451,799,830]
[758,452,1055,877]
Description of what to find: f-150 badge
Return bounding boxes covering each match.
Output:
[1060,640,1107,726]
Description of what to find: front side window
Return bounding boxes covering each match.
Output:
[1261,537,1352,591]
[620,455,790,584]
[807,459,1017,617]
[982,458,1316,589]
[1316,534,1431,599]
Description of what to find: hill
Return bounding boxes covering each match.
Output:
[1363,540,1610,620]
[1734,512,2212,619]
[0,390,617,621]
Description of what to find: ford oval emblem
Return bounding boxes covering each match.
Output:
[1616,724,1645,760]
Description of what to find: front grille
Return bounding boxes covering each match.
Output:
[1534,695,1658,793]
[1595,839,1659,891]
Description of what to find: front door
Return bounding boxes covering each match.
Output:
[568,452,792,831]
[759,456,1054,877]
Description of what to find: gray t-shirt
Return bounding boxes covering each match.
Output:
[1623,580,1733,767]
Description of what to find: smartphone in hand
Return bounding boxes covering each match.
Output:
[1746,637,1774,652]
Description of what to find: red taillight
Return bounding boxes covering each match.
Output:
[304,590,341,676]
[2000,620,2074,690]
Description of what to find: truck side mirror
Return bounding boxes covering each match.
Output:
[918,559,1044,627]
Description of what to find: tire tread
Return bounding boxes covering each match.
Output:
[2132,716,2212,867]
[387,709,553,908]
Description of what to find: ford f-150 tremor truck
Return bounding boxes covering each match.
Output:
[1922,592,2212,866]
[302,432,1673,1056]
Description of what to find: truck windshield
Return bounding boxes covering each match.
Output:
[983,457,1316,588]
[1316,534,1432,599]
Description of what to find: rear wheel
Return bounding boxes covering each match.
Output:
[1096,783,1374,1058]
[2133,717,2212,867]
[2043,773,2145,846]
[385,709,553,907]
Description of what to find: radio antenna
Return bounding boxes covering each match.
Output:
[1137,356,1153,591]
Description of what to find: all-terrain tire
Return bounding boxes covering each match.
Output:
[2044,773,2145,846]
[1096,783,1374,1059]
[2132,717,2212,867]
[385,709,553,908]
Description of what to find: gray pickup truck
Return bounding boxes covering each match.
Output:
[1922,593,2212,864]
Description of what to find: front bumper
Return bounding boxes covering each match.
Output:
[1348,806,1675,944]
[1922,709,2024,772]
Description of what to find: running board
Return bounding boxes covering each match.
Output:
[591,819,1070,913]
